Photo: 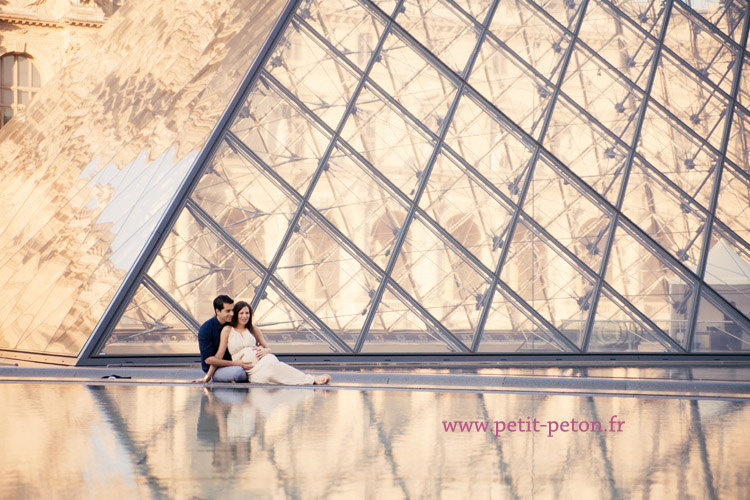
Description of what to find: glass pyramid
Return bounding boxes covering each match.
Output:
[1,0,749,364]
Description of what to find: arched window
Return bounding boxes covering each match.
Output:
[445,215,483,300]
[0,54,42,128]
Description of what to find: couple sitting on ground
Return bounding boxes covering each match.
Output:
[199,295,331,385]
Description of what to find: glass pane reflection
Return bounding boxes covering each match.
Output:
[692,290,750,352]
[704,225,750,318]
[523,154,612,273]
[479,285,570,352]
[302,0,386,72]
[588,288,673,352]
[605,223,695,347]
[230,77,331,194]
[253,284,341,353]
[578,0,655,89]
[391,216,490,335]
[362,285,457,352]
[500,219,595,344]
[470,38,555,136]
[715,163,750,243]
[267,19,360,129]
[622,158,708,272]
[103,284,197,355]
[5,384,750,498]
[274,212,379,342]
[310,144,409,270]
[369,31,457,133]
[446,92,536,203]
[637,103,719,208]
[396,0,479,75]
[664,3,738,94]
[419,150,513,270]
[543,95,627,204]
[340,84,436,200]
[489,0,571,80]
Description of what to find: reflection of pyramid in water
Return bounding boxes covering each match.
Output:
[2,0,750,363]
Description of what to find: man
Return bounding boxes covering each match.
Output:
[198,295,252,383]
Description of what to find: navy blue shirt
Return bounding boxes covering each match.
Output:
[198,316,232,373]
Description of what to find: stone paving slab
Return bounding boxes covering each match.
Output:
[2,365,750,399]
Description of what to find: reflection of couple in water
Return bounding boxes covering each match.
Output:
[199,295,330,385]
[198,386,315,469]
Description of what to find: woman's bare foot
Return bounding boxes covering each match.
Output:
[313,374,331,385]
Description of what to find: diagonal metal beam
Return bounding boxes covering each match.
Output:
[77,0,304,364]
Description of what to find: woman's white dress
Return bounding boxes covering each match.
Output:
[227,327,315,385]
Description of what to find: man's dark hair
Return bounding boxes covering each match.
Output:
[213,295,233,312]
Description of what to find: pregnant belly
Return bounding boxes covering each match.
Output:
[235,346,259,367]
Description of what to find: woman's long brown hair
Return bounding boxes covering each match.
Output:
[230,301,253,330]
[230,301,261,345]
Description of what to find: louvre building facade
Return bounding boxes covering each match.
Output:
[0,0,749,364]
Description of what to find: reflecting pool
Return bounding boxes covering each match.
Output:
[2,383,748,499]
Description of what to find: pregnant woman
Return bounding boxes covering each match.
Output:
[206,301,331,385]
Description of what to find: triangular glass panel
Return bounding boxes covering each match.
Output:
[273,210,381,344]
[637,103,720,207]
[725,105,750,172]
[395,0,480,75]
[445,91,536,204]
[604,222,697,349]
[301,0,387,72]
[522,153,612,274]
[543,95,627,205]
[715,161,750,244]
[587,287,674,352]
[666,2,739,96]
[500,218,596,344]
[310,143,408,271]
[254,282,351,353]
[704,224,750,314]
[529,0,584,31]
[650,51,730,150]
[340,84,436,200]
[453,0,492,23]
[419,148,514,271]
[469,37,555,137]
[608,0,666,36]
[390,214,492,336]
[692,289,750,352]
[98,283,196,356]
[368,30,458,134]
[266,16,361,129]
[229,77,332,195]
[191,141,301,267]
[361,285,463,353]
[579,0,656,90]
[489,0,572,80]
[478,285,571,352]
[142,209,265,321]
[739,53,750,110]
[561,44,644,144]
[370,0,399,17]
[688,0,747,44]
[621,158,709,273]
